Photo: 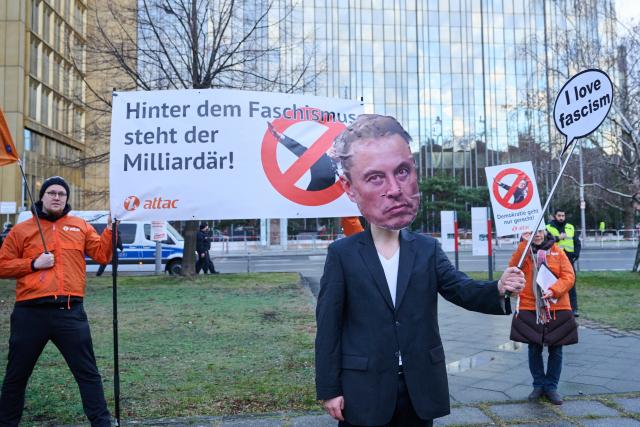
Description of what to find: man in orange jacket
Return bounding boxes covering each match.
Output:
[0,176,113,426]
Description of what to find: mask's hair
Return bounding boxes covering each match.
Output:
[331,114,412,180]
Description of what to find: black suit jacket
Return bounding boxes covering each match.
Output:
[315,229,510,425]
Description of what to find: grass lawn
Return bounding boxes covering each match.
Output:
[0,273,318,424]
[575,271,640,331]
[469,271,640,331]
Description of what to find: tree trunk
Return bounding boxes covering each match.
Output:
[181,220,198,278]
[633,238,640,273]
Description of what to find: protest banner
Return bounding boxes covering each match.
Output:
[110,89,363,221]
[553,69,613,155]
[485,161,544,237]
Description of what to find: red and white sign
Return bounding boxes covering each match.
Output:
[485,161,544,237]
[261,108,346,206]
[150,220,167,241]
[110,89,362,221]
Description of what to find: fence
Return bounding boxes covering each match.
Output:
[210,228,639,254]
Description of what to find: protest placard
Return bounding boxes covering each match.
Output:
[485,161,544,237]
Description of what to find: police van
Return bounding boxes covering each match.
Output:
[17,210,184,274]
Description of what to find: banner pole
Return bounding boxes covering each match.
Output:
[516,140,578,269]
[487,207,493,281]
[453,211,459,270]
[111,220,121,426]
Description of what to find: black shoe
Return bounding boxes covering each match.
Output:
[545,390,563,405]
[573,311,580,318]
[528,388,544,400]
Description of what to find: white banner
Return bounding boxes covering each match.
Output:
[440,211,456,252]
[471,207,489,256]
[110,89,363,221]
[485,161,544,237]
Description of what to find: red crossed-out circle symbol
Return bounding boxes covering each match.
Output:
[123,195,140,211]
[492,168,533,210]
[261,108,347,206]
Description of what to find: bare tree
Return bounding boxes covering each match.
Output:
[84,0,319,276]
[519,3,639,271]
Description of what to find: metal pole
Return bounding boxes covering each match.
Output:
[517,141,579,269]
[111,221,121,426]
[454,211,459,270]
[155,241,162,274]
[487,207,493,281]
[578,141,586,243]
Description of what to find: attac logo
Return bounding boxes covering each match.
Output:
[123,195,179,211]
[124,196,141,211]
[62,226,81,232]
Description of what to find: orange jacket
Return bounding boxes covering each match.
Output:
[341,217,364,237]
[0,215,112,302]
[508,239,574,311]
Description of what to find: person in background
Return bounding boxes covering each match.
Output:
[0,222,12,248]
[340,216,364,237]
[546,209,581,316]
[196,223,218,274]
[509,229,577,406]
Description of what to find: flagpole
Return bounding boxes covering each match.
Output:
[17,159,48,253]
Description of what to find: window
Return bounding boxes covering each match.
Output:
[28,79,38,119]
[41,88,50,126]
[42,48,50,84]
[30,38,39,77]
[24,129,32,151]
[31,0,39,34]
[118,224,137,244]
[43,8,51,44]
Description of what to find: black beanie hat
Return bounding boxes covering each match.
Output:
[39,176,70,200]
[199,223,208,230]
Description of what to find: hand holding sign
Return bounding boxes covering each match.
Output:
[553,69,613,156]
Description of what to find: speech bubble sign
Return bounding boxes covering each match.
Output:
[553,69,613,155]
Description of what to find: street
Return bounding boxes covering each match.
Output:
[212,247,636,275]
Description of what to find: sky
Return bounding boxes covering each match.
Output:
[615,0,640,31]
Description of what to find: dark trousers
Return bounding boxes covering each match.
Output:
[96,264,107,277]
[0,304,111,427]
[528,343,563,391]
[566,254,578,312]
[196,252,216,274]
[339,371,432,427]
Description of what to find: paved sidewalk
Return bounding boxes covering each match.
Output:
[126,393,640,425]
[124,276,640,426]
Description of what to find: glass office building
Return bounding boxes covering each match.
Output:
[262,0,616,187]
[138,0,615,191]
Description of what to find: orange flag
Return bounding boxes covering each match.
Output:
[0,109,20,166]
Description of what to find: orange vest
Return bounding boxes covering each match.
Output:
[508,240,574,311]
[341,217,364,237]
[0,215,112,302]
